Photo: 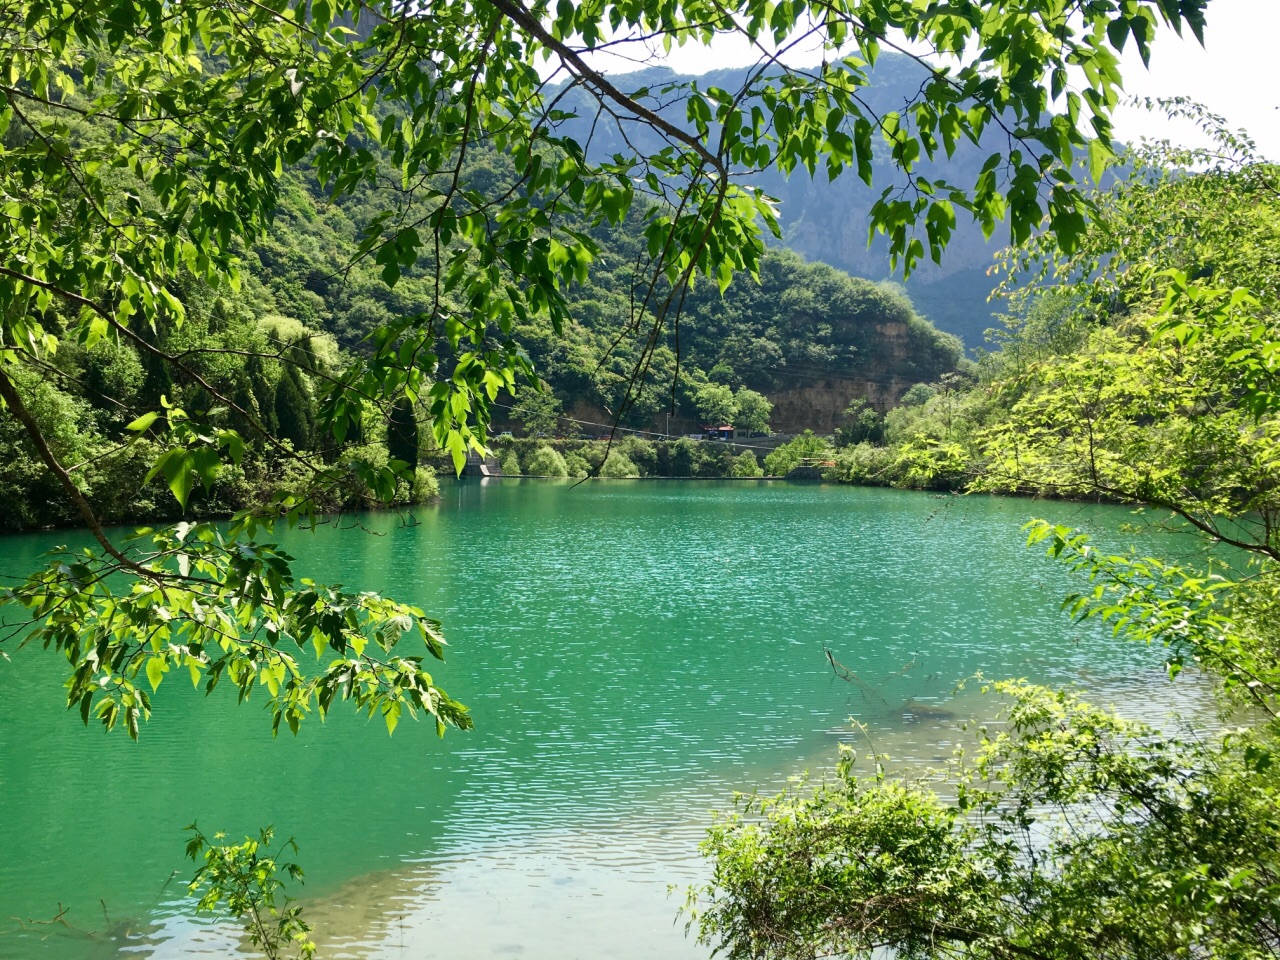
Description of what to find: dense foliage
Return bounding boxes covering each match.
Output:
[7,0,1184,743]
[9,0,1268,950]
[0,140,958,528]
[691,676,1280,960]
[688,114,1280,960]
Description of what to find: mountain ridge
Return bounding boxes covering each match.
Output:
[550,55,1032,349]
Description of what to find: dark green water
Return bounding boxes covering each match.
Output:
[0,481,1216,959]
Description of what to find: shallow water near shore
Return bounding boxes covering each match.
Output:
[0,480,1223,958]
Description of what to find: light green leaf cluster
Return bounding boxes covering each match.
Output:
[975,299,1280,554]
[975,131,1280,557]
[564,453,592,478]
[690,681,1280,960]
[185,826,314,960]
[598,451,640,478]
[732,389,772,436]
[824,441,895,485]
[2,519,471,740]
[1025,521,1278,703]
[763,430,833,476]
[499,449,522,477]
[729,451,763,478]
[695,383,738,426]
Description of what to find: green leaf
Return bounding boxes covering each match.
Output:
[1107,17,1130,51]
[127,411,160,432]
[146,656,165,692]
[1088,138,1112,182]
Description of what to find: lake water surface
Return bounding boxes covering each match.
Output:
[0,481,1219,959]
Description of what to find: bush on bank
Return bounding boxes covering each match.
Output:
[478,437,773,479]
[451,433,971,491]
[524,445,569,478]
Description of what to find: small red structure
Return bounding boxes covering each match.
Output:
[702,424,736,441]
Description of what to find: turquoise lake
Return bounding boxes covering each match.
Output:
[0,480,1220,959]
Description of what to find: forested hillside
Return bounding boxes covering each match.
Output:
[248,151,964,433]
[0,120,961,529]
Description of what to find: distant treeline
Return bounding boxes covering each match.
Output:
[0,71,963,530]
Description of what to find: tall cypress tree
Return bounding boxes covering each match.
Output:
[387,396,419,470]
[274,365,313,450]
[246,356,279,438]
[138,334,173,408]
[229,374,261,445]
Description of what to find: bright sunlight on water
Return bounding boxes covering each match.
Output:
[0,480,1222,959]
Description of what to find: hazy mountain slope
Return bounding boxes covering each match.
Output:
[553,56,1023,349]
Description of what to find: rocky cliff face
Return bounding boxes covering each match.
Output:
[769,376,909,434]
[767,320,917,432]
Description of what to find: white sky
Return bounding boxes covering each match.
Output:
[584,0,1280,160]
[1110,0,1279,159]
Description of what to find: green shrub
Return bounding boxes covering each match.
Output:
[696,446,734,478]
[598,452,639,478]
[763,430,834,476]
[668,437,699,476]
[411,466,441,502]
[617,436,657,475]
[891,439,969,490]
[499,450,522,476]
[733,388,772,436]
[581,441,607,469]
[524,445,569,477]
[825,443,896,485]
[899,382,937,407]
[564,453,591,478]
[729,451,764,478]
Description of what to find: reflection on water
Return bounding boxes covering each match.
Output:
[0,482,1225,958]
[135,673,1221,960]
